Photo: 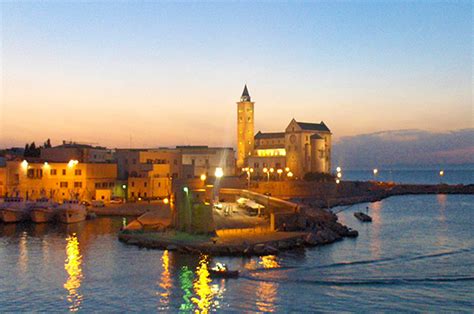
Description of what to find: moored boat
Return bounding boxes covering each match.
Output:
[354,211,372,222]
[210,263,239,279]
[57,200,87,224]
[30,198,59,223]
[0,197,34,223]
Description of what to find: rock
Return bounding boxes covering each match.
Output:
[166,244,178,251]
[264,245,279,255]
[253,244,266,255]
[304,233,319,246]
[346,229,359,237]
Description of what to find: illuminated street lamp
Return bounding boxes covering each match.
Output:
[269,168,274,180]
[277,169,283,180]
[287,171,293,178]
[163,198,169,204]
[263,168,270,181]
[373,168,378,181]
[21,160,28,171]
[122,184,127,189]
[200,174,207,182]
[215,167,224,179]
[439,170,444,184]
[337,172,342,179]
[336,179,340,184]
[336,166,341,173]
[285,167,290,172]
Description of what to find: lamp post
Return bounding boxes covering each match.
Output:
[270,168,274,180]
[439,170,444,184]
[277,169,283,180]
[373,168,378,181]
[263,167,269,182]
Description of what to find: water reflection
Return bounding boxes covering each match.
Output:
[179,266,194,312]
[19,231,28,273]
[256,255,280,312]
[158,250,172,309]
[192,255,214,313]
[370,201,382,260]
[64,234,83,312]
[260,255,280,269]
[436,194,448,247]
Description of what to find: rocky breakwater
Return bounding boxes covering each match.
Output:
[274,206,359,247]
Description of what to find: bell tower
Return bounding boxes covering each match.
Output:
[237,85,254,169]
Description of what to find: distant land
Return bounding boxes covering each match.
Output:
[333,129,474,169]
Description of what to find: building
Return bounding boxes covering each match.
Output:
[1,160,117,202]
[237,85,332,178]
[236,85,255,168]
[40,141,113,163]
[177,146,235,178]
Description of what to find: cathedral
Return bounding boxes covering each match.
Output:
[237,85,332,178]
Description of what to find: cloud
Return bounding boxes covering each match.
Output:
[333,129,474,168]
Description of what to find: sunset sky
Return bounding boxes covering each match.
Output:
[1,1,472,149]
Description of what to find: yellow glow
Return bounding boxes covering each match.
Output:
[336,179,340,184]
[192,255,214,313]
[439,170,444,176]
[21,160,28,171]
[256,148,286,157]
[336,166,341,173]
[249,168,254,173]
[200,174,207,181]
[263,168,268,173]
[163,198,169,204]
[68,160,79,168]
[215,167,224,178]
[277,169,283,174]
[64,234,83,312]
[337,172,342,178]
[373,168,378,175]
[259,255,280,269]
[270,168,274,173]
[285,167,290,172]
[287,172,293,178]
[43,162,50,169]
[159,250,172,307]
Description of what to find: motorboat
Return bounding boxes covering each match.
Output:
[209,263,239,279]
[30,198,59,223]
[57,200,87,224]
[354,212,372,222]
[0,197,34,223]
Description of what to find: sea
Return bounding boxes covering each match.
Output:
[0,169,473,312]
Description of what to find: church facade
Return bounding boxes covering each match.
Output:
[236,85,332,178]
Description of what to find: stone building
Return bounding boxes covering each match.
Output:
[1,159,117,202]
[237,85,332,178]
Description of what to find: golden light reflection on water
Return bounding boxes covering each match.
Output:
[158,250,172,309]
[64,234,83,312]
[436,194,448,246]
[192,255,214,313]
[370,201,382,260]
[19,231,28,273]
[259,255,280,269]
[254,255,280,312]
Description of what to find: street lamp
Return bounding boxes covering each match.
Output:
[336,166,341,173]
[270,168,274,180]
[285,167,290,172]
[200,174,207,182]
[373,168,378,181]
[277,169,283,180]
[215,167,224,178]
[439,170,444,183]
[263,167,269,181]
[287,171,293,178]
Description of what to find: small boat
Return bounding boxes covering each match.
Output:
[57,200,87,224]
[209,263,239,279]
[30,198,59,223]
[354,212,372,222]
[0,197,34,223]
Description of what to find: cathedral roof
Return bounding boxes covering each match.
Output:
[255,131,285,139]
[296,121,331,132]
[241,84,251,102]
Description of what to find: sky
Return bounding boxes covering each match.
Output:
[1,1,472,152]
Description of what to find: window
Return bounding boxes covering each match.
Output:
[109,182,114,187]
[27,169,35,178]
[62,169,66,175]
[131,181,135,187]
[50,169,57,175]
[74,182,82,188]
[95,183,101,188]
[158,182,161,188]
[144,192,147,197]
[75,169,82,176]
[102,182,108,188]
[131,192,135,197]
[60,182,68,188]
[144,182,147,187]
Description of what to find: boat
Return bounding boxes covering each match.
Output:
[0,197,34,223]
[354,212,372,222]
[30,198,59,223]
[209,263,239,279]
[57,200,87,224]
